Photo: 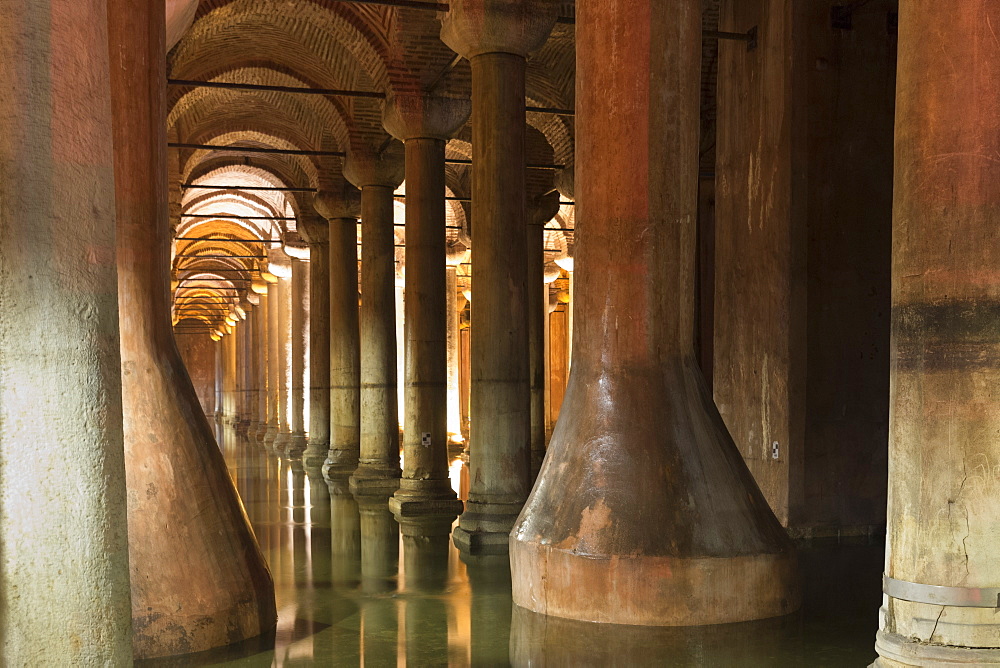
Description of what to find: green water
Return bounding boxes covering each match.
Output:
[148,428,882,667]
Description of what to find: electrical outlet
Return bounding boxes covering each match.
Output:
[771,441,780,460]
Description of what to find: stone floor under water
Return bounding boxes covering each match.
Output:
[138,427,883,667]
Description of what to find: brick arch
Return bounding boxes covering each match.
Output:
[176,130,322,189]
[169,85,349,160]
[177,0,393,92]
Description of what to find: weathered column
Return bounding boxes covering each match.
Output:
[273,259,293,453]
[313,186,362,479]
[874,3,1000,665]
[250,286,274,443]
[264,271,280,447]
[289,257,309,456]
[446,243,469,450]
[441,0,558,554]
[510,0,797,625]
[235,306,250,432]
[344,143,405,494]
[383,94,470,523]
[106,0,276,656]
[0,1,133,662]
[527,192,560,479]
[299,214,331,470]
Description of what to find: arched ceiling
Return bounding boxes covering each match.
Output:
[167,0,577,336]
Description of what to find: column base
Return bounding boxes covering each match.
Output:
[322,450,360,481]
[263,425,278,447]
[348,465,401,495]
[390,479,464,522]
[272,431,292,455]
[287,433,308,458]
[874,630,1000,666]
[453,498,523,555]
[302,442,329,470]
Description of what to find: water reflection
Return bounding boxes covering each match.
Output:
[199,428,881,667]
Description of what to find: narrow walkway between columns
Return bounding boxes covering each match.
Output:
[182,426,886,666]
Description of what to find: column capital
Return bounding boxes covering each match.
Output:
[344,141,406,189]
[313,183,361,221]
[440,0,560,60]
[298,212,330,245]
[382,92,471,142]
[528,190,561,226]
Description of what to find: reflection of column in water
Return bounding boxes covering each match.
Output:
[509,604,792,667]
[358,493,400,666]
[307,467,332,587]
[466,555,513,666]
[403,519,452,663]
[289,460,307,586]
[328,475,361,588]
[323,474,362,662]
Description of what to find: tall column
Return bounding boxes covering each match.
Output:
[106,0,276,656]
[442,0,558,554]
[383,94,470,523]
[313,186,362,479]
[874,3,1000,664]
[344,144,405,494]
[250,286,274,443]
[446,244,469,451]
[289,257,309,456]
[225,327,238,422]
[273,260,293,453]
[527,193,560,479]
[0,1,133,662]
[264,272,280,447]
[510,0,797,626]
[299,215,331,470]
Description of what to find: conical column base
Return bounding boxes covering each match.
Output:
[511,357,798,626]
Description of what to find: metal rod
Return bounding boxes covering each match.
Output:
[181,183,317,192]
[169,78,575,115]
[179,214,295,221]
[704,26,758,51]
[171,142,564,169]
[175,254,265,258]
[174,236,281,242]
[168,77,385,99]
[169,142,346,158]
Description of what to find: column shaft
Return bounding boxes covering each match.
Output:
[289,258,309,455]
[264,283,279,445]
[325,217,361,476]
[106,0,276,655]
[527,221,545,479]
[351,184,401,492]
[274,275,293,452]
[446,265,463,447]
[455,53,531,552]
[304,240,331,469]
[391,138,463,518]
[251,294,271,443]
[510,0,796,625]
[0,1,133,661]
[875,2,1000,663]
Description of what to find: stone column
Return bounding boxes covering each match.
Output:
[250,286,274,443]
[0,1,133,662]
[272,259,293,453]
[264,275,280,447]
[289,257,309,456]
[874,3,1000,664]
[106,0,276,656]
[441,0,558,554]
[313,186,362,479]
[383,94,470,523]
[236,307,250,431]
[527,192,560,479]
[510,0,797,626]
[344,143,405,494]
[299,214,331,470]
[446,244,469,451]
